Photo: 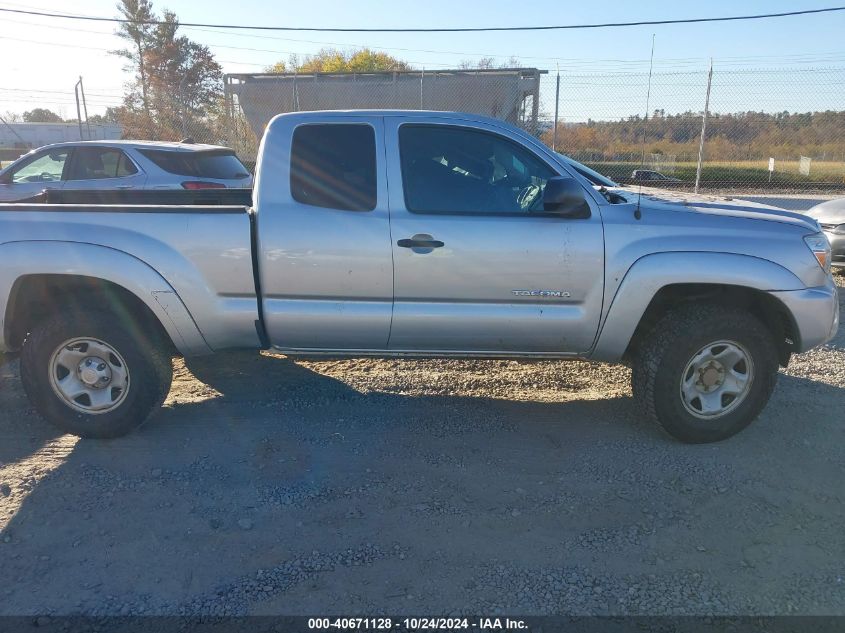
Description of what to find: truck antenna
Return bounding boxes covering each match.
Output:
[636,34,656,219]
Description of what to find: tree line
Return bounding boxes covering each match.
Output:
[541,109,845,162]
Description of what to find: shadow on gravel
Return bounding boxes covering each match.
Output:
[0,358,63,466]
[184,352,351,401]
[179,352,653,441]
[1,352,844,615]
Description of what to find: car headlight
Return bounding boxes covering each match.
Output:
[804,232,832,273]
[832,223,845,235]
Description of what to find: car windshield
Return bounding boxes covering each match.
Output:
[138,149,251,180]
[558,154,618,187]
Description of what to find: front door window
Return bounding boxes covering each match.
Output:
[398,124,556,215]
[11,151,69,184]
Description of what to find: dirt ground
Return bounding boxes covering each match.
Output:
[0,277,843,617]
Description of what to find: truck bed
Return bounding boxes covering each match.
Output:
[0,202,261,353]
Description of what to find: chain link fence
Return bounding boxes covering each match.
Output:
[219,68,544,169]
[211,64,845,194]
[13,64,833,195]
[222,65,845,193]
[542,66,845,193]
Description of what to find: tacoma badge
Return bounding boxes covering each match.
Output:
[511,289,571,298]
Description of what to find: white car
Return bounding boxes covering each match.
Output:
[0,140,252,202]
[805,197,845,272]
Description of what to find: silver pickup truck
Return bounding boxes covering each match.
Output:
[0,111,838,443]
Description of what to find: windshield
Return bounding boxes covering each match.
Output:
[558,154,618,188]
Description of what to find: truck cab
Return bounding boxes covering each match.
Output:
[256,111,605,355]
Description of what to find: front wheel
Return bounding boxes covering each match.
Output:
[632,304,779,443]
[20,311,173,439]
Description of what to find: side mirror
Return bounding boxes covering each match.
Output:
[0,171,11,185]
[542,176,591,218]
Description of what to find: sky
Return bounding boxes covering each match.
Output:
[1,0,844,121]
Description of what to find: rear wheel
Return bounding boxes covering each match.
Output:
[632,304,779,443]
[20,311,172,439]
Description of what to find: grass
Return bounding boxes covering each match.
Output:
[587,159,845,185]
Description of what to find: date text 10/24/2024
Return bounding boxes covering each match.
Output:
[307,618,529,630]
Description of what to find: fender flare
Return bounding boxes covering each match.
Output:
[590,251,804,362]
[0,240,211,356]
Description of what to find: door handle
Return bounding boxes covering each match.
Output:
[116,185,134,190]
[397,236,444,249]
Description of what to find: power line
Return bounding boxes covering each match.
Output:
[0,87,123,97]
[4,31,844,76]
[1,5,844,32]
[0,34,276,68]
[5,10,845,71]
[5,24,845,72]
[4,32,845,76]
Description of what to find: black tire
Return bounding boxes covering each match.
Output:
[20,311,173,439]
[632,304,779,443]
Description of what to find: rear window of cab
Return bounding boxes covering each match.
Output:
[289,124,377,211]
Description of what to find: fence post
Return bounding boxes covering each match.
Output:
[420,68,425,109]
[552,69,560,151]
[179,74,188,139]
[223,78,236,153]
[694,59,713,194]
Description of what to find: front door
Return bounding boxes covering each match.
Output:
[385,118,605,354]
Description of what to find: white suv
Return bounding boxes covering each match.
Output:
[0,140,253,202]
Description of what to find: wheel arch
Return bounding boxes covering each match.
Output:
[1,241,211,356]
[621,283,799,367]
[592,252,805,365]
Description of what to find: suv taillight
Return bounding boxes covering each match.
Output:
[181,181,226,190]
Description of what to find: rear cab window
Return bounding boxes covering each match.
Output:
[289,124,377,211]
[138,149,251,180]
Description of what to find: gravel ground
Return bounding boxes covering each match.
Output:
[0,275,843,617]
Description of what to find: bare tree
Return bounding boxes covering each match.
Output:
[114,0,155,118]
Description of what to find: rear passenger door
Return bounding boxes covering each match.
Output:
[258,115,394,350]
[65,147,147,191]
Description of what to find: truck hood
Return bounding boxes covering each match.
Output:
[614,187,820,232]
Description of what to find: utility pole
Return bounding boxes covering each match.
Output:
[75,78,84,141]
[82,79,91,140]
[552,66,560,151]
[694,59,713,194]
[0,114,26,146]
[74,77,91,140]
